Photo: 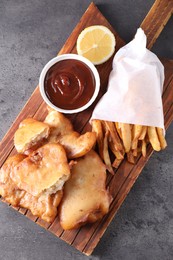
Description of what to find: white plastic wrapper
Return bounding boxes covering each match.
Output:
[92,28,165,130]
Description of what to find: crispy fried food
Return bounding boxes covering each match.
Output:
[91,119,104,159]
[120,123,132,152]
[147,126,161,151]
[59,132,96,159]
[19,190,63,223]
[103,131,114,174]
[112,158,123,168]
[44,109,96,159]
[127,151,135,164]
[115,122,122,139]
[14,118,50,154]
[156,127,167,149]
[0,154,26,205]
[10,143,70,197]
[59,150,111,230]
[109,139,124,159]
[0,154,62,222]
[104,121,123,151]
[142,139,147,157]
[44,110,73,138]
[132,147,138,157]
[139,126,147,140]
[131,124,143,150]
[93,117,166,166]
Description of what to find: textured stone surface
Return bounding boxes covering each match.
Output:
[0,0,173,259]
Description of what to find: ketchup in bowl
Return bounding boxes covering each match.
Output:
[44,59,95,110]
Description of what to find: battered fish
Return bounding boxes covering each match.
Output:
[0,154,26,205]
[59,150,111,230]
[14,118,50,154]
[11,143,70,197]
[0,153,64,223]
[19,190,63,223]
[44,109,96,159]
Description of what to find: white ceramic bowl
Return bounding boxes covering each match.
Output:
[39,54,100,114]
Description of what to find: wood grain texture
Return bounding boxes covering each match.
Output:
[0,0,173,256]
[141,0,173,49]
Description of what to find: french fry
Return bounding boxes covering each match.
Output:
[94,119,165,168]
[112,158,123,168]
[115,122,122,139]
[101,120,107,132]
[116,122,121,129]
[156,127,167,149]
[142,139,147,157]
[104,121,123,151]
[103,131,114,174]
[127,151,135,164]
[109,140,124,159]
[133,125,143,139]
[120,123,132,152]
[139,126,147,140]
[147,126,161,151]
[145,132,149,143]
[132,148,138,157]
[131,125,143,150]
[131,139,138,150]
[91,119,104,159]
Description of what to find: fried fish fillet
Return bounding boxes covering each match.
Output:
[11,143,70,197]
[19,190,63,223]
[44,109,73,136]
[44,109,96,159]
[59,150,111,230]
[14,118,50,154]
[0,153,64,222]
[0,154,26,205]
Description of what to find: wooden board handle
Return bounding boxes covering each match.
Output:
[141,0,173,49]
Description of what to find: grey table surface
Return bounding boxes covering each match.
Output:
[0,0,173,259]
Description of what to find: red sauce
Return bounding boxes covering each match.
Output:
[44,59,95,110]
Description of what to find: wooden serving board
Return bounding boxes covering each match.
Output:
[0,0,173,256]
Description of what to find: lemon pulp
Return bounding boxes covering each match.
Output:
[77,25,116,65]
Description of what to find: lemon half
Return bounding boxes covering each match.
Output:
[76,25,116,65]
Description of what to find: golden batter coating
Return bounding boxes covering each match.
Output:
[44,109,96,159]
[1,108,109,225]
[0,154,26,205]
[59,150,111,230]
[10,143,71,197]
[44,109,73,137]
[14,118,50,154]
[0,147,68,223]
[20,190,63,223]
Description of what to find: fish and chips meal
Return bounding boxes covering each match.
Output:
[0,26,167,229]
